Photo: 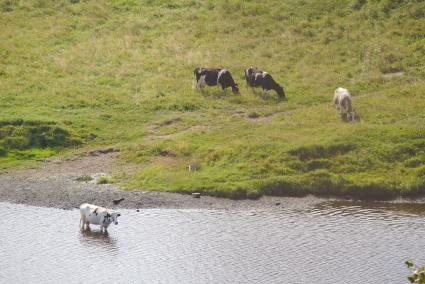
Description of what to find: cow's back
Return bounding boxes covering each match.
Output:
[203,69,220,86]
[254,71,267,87]
[334,88,349,103]
[80,203,106,217]
[80,203,90,216]
[334,88,353,113]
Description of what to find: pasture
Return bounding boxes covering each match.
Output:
[1,0,424,198]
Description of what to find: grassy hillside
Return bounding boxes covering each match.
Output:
[1,0,424,199]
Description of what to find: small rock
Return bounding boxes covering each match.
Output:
[383,71,404,78]
[192,192,201,198]
[136,209,140,212]
[113,198,125,205]
[88,147,120,156]
[188,163,200,172]
[275,202,281,206]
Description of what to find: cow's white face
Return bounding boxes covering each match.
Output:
[111,212,120,225]
[103,212,120,226]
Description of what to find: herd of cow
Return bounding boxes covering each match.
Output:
[78,69,359,233]
[193,67,286,99]
[193,66,358,122]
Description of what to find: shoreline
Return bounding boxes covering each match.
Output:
[0,152,424,210]
[0,152,321,210]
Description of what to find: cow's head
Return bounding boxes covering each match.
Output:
[231,83,240,94]
[276,85,286,100]
[246,66,255,76]
[347,111,356,122]
[110,212,120,225]
[103,212,120,226]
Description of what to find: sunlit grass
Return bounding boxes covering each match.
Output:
[1,0,424,198]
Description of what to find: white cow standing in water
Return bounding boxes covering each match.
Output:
[80,203,120,232]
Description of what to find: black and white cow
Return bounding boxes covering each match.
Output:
[244,66,286,99]
[193,68,239,94]
[80,203,120,232]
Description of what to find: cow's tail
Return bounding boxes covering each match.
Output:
[193,68,200,90]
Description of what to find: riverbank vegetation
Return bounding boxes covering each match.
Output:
[406,260,425,284]
[1,0,424,199]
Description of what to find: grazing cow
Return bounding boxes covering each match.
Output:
[80,203,120,232]
[333,87,356,122]
[244,66,286,99]
[193,68,239,94]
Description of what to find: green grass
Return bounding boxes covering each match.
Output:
[97,176,113,184]
[1,0,424,199]
[76,175,93,182]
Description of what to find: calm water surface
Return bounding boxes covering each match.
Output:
[0,201,424,284]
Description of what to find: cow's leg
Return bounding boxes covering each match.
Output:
[219,83,226,96]
[338,103,344,115]
[80,216,86,229]
[198,83,205,94]
[196,75,207,93]
[339,106,348,121]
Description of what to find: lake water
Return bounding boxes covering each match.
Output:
[0,201,424,283]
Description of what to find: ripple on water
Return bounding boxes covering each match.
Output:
[0,202,425,284]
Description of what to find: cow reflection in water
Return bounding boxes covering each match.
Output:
[79,227,118,250]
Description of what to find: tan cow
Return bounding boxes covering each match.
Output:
[333,87,357,122]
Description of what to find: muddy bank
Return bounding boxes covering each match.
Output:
[0,151,327,210]
[0,150,423,210]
